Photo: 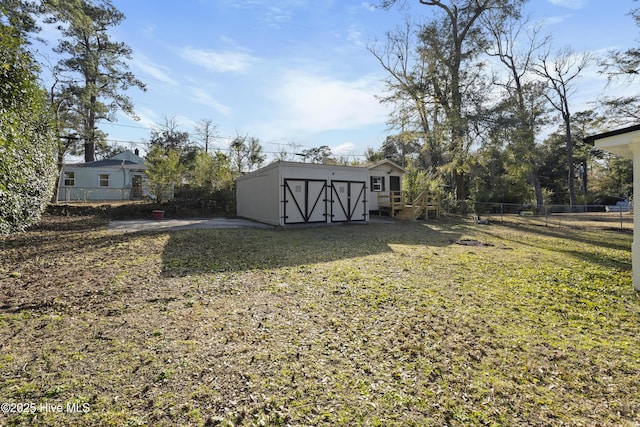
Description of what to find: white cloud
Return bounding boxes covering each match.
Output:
[347,25,365,47]
[361,2,377,12]
[332,142,356,155]
[547,0,587,10]
[135,55,177,86]
[268,71,388,135]
[187,87,233,117]
[134,107,160,130]
[180,47,255,73]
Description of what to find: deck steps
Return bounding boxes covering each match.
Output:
[394,205,422,220]
[378,191,441,221]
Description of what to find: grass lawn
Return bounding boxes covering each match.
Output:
[1,215,639,426]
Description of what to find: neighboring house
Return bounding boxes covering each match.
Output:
[363,159,406,212]
[57,150,148,202]
[236,161,370,226]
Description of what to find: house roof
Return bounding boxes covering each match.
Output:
[360,159,406,173]
[77,159,145,168]
[63,150,146,169]
[110,149,145,164]
[584,124,640,159]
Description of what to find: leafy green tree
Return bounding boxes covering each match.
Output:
[45,0,145,162]
[365,147,385,163]
[369,19,447,174]
[192,151,233,192]
[301,145,332,164]
[538,131,569,204]
[590,155,633,203]
[378,0,526,203]
[0,21,57,234]
[0,0,41,39]
[402,161,442,203]
[145,145,182,203]
[149,116,191,153]
[229,134,265,174]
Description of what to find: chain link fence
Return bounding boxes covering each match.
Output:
[470,202,633,231]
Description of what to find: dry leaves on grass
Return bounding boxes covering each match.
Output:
[0,215,639,426]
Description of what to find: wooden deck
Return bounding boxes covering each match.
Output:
[377,191,441,220]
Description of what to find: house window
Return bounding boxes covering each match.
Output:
[63,171,75,186]
[98,173,110,187]
[371,176,385,192]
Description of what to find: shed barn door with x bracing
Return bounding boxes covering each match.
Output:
[282,179,328,224]
[330,181,367,222]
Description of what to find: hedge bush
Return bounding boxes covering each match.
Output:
[0,24,57,235]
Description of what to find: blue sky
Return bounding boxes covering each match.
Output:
[37,0,640,161]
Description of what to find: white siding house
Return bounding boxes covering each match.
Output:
[236,161,370,226]
[57,150,148,202]
[365,159,406,211]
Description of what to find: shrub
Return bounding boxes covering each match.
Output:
[144,146,183,203]
[0,24,57,235]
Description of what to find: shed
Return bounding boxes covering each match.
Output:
[364,159,406,211]
[585,124,640,292]
[57,150,148,202]
[236,161,369,226]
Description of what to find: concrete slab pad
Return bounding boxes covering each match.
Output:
[107,217,272,233]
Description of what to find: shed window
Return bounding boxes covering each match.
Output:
[98,173,110,187]
[63,171,75,186]
[371,176,385,192]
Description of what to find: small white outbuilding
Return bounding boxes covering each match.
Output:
[365,159,406,211]
[236,161,369,226]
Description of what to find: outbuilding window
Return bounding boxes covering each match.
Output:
[98,173,110,187]
[371,176,385,192]
[63,171,75,186]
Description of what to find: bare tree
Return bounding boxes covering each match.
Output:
[375,0,526,202]
[368,19,445,171]
[194,118,217,154]
[598,4,640,126]
[484,12,551,209]
[532,47,592,207]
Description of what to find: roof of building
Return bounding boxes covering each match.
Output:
[63,150,146,169]
[77,159,142,168]
[584,123,640,144]
[584,124,640,159]
[359,158,406,173]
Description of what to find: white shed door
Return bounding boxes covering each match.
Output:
[330,181,367,222]
[282,179,328,224]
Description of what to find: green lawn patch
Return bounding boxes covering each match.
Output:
[0,215,638,426]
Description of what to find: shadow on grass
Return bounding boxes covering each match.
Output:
[1,215,132,263]
[476,221,632,272]
[161,221,463,277]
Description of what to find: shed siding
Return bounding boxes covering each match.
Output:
[236,165,280,225]
[236,161,369,226]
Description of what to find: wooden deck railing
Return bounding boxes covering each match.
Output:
[377,191,404,215]
[377,191,440,219]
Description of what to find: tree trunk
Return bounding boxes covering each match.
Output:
[85,93,97,163]
[565,119,577,208]
[529,169,544,212]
